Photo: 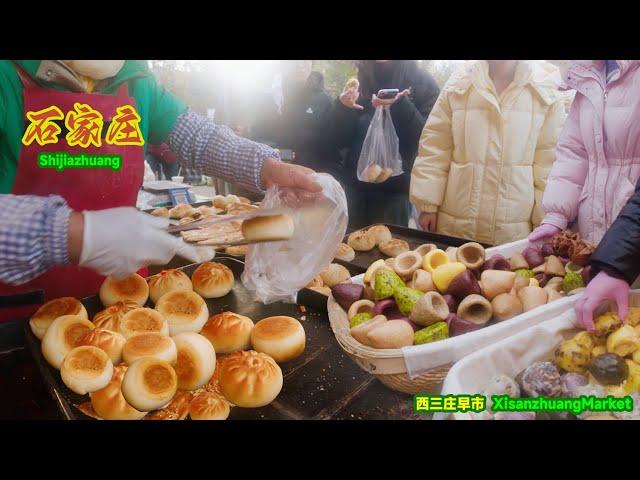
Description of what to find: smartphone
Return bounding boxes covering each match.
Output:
[377,88,399,99]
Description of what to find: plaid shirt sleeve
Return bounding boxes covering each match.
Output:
[0,194,71,285]
[166,109,280,193]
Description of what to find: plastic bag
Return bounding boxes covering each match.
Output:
[242,173,348,304]
[356,105,403,183]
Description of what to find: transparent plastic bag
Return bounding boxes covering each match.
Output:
[241,173,349,304]
[356,105,403,183]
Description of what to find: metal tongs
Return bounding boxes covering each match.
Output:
[167,207,285,234]
[167,207,291,247]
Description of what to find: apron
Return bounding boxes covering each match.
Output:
[0,64,146,322]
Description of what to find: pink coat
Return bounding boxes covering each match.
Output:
[542,60,640,243]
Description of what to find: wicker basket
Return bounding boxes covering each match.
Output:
[327,238,585,395]
[328,296,451,394]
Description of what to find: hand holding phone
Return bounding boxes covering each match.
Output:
[377,89,399,100]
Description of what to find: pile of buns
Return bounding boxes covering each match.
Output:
[30,262,307,420]
[346,225,410,257]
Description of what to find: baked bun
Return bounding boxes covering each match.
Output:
[178,216,196,225]
[241,214,295,242]
[212,195,229,209]
[201,312,253,354]
[367,225,393,246]
[41,315,95,370]
[99,274,149,307]
[191,262,234,298]
[320,263,352,288]
[120,308,169,339]
[195,205,219,217]
[173,332,216,390]
[168,203,196,219]
[363,164,382,183]
[226,202,259,216]
[347,230,375,252]
[225,245,249,256]
[250,316,305,363]
[238,196,251,204]
[155,290,208,335]
[30,297,88,340]
[379,238,410,257]
[123,333,177,365]
[217,350,283,408]
[91,365,147,420]
[225,194,240,204]
[189,392,229,420]
[335,243,356,262]
[60,346,113,395]
[151,207,169,218]
[376,167,393,183]
[121,358,178,412]
[148,269,193,304]
[92,301,140,333]
[77,328,126,365]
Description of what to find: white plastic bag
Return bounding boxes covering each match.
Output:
[241,173,348,304]
[356,105,403,183]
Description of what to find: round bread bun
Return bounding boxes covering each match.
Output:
[60,346,114,395]
[123,333,177,365]
[320,263,352,288]
[155,290,209,335]
[120,308,169,339]
[347,230,376,252]
[148,269,193,304]
[99,274,149,307]
[225,245,249,257]
[225,194,240,204]
[151,207,169,218]
[218,350,283,408]
[168,203,196,219]
[30,297,88,340]
[334,243,356,262]
[189,392,229,420]
[121,358,178,412]
[363,164,382,183]
[90,365,147,420]
[238,196,251,204]
[212,195,229,209]
[92,301,140,333]
[241,214,295,242]
[173,332,216,390]
[191,262,234,299]
[42,315,95,370]
[201,312,254,354]
[367,225,393,246]
[250,316,305,363]
[376,167,394,183]
[195,205,219,217]
[76,328,126,365]
[379,238,410,257]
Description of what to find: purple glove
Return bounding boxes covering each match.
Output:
[529,223,562,242]
[575,271,629,332]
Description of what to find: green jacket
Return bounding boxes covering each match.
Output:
[0,60,187,193]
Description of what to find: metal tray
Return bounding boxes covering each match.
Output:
[343,223,491,270]
[23,257,420,420]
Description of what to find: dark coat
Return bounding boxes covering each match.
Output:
[590,178,640,284]
[250,73,338,174]
[332,67,440,194]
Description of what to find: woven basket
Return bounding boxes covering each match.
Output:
[328,296,450,394]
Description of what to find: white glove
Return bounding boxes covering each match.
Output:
[79,207,215,278]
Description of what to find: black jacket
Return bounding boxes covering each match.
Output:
[590,178,640,284]
[251,76,338,174]
[332,68,440,194]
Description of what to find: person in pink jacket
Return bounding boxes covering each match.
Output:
[530,60,640,244]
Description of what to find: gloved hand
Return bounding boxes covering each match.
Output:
[79,207,215,279]
[528,223,562,242]
[574,271,629,332]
